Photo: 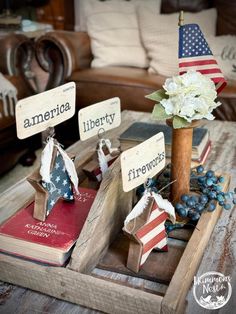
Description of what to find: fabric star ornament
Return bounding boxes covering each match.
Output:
[123,191,175,273]
[28,138,79,221]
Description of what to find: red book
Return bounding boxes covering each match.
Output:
[0,187,97,266]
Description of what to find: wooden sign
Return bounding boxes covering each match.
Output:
[16,82,76,139]
[121,132,165,192]
[78,97,121,141]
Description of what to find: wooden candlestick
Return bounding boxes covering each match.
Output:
[167,120,200,204]
[170,126,193,203]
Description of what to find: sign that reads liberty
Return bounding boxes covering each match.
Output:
[16,82,76,139]
[121,132,165,192]
[78,97,121,141]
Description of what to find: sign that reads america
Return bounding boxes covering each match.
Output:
[121,132,166,192]
[16,82,76,139]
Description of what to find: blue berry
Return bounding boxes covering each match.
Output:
[224,203,231,210]
[196,165,204,173]
[215,185,222,191]
[206,178,213,186]
[218,176,225,183]
[212,176,217,183]
[202,188,210,195]
[233,199,236,205]
[181,194,189,202]
[219,201,225,206]
[195,204,204,212]
[207,202,216,212]
[186,199,195,207]
[191,212,201,221]
[217,194,224,202]
[178,207,188,218]
[209,191,217,200]
[166,225,174,232]
[175,203,184,211]
[206,170,214,178]
[190,195,198,203]
[200,195,208,203]
[198,176,205,184]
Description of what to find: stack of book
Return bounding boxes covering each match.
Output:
[119,122,211,166]
[0,187,97,266]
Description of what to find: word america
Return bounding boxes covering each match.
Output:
[83,113,115,132]
[128,152,165,181]
[23,102,71,128]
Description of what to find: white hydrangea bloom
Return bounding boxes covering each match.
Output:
[161,70,221,122]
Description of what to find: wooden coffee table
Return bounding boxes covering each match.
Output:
[0,110,235,314]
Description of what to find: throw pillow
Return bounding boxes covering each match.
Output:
[75,0,161,32]
[208,35,236,82]
[83,0,162,68]
[138,8,217,76]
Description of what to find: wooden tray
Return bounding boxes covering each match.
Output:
[0,111,231,314]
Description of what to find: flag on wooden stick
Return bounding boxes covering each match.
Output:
[178,23,227,94]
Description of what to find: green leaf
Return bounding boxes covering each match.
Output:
[173,116,191,129]
[145,89,167,102]
[152,103,172,120]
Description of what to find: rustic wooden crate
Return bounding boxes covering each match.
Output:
[0,111,231,314]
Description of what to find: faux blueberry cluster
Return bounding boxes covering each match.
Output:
[175,165,236,221]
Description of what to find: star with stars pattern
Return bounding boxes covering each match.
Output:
[27,148,75,221]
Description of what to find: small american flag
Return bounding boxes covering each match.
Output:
[136,201,168,267]
[179,23,226,94]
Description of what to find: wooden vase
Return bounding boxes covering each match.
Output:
[167,120,200,204]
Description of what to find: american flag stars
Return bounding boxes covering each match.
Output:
[180,25,211,58]
[179,23,226,93]
[41,152,74,216]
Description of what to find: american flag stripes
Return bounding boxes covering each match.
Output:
[124,194,175,272]
[179,23,226,94]
[136,201,168,267]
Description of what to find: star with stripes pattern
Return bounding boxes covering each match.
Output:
[123,194,175,273]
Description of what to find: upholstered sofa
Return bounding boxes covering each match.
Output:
[35,0,236,145]
[0,34,40,175]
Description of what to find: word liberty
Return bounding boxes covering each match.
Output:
[83,113,115,132]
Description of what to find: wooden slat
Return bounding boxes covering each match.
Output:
[0,254,163,314]
[68,158,133,273]
[161,175,230,314]
[92,268,168,296]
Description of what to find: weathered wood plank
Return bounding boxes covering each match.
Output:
[0,281,100,314]
[68,158,133,273]
[0,254,163,314]
[92,268,168,296]
[161,175,230,314]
